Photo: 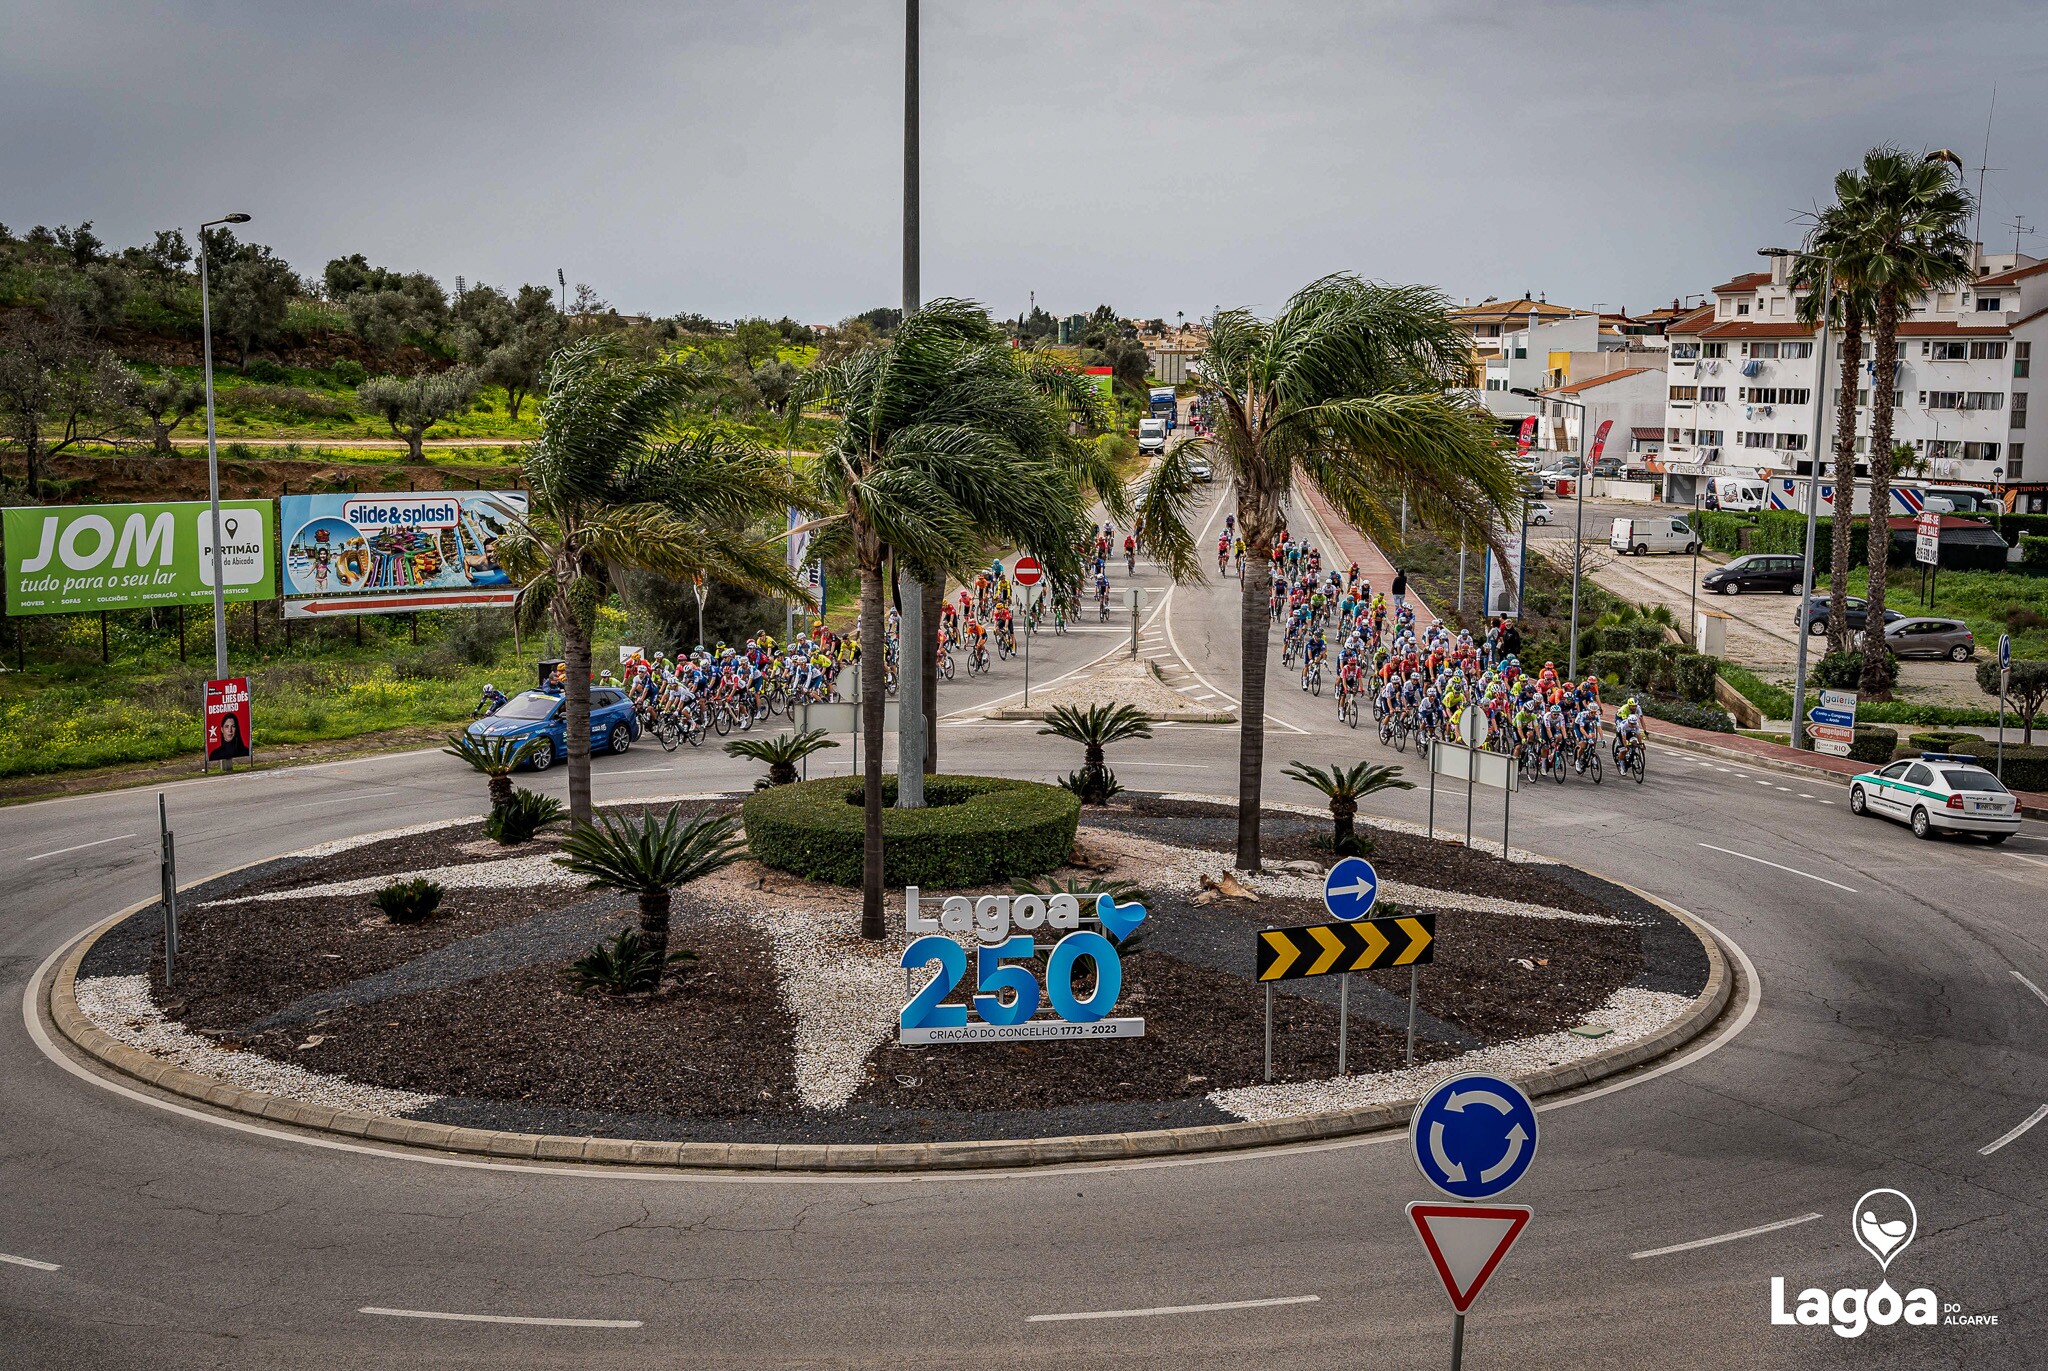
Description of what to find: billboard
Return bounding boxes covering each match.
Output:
[278,490,525,619]
[4,500,275,616]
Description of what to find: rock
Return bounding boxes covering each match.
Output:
[1272,859,1325,877]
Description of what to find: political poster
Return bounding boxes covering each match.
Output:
[4,500,275,615]
[204,676,253,768]
[278,491,525,619]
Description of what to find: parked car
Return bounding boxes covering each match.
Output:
[1849,754,2019,842]
[1884,616,1977,661]
[1527,501,1554,526]
[1795,596,1905,637]
[1702,553,1805,595]
[1609,516,1699,555]
[462,687,641,769]
[1187,455,1213,482]
[1590,456,1623,478]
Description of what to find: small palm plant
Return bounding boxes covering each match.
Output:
[444,731,542,811]
[1038,703,1154,805]
[724,728,839,789]
[1282,760,1414,856]
[555,806,746,973]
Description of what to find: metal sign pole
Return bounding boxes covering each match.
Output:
[1450,1311,1467,1371]
[158,794,178,989]
[1464,748,1477,850]
[1263,980,1274,1082]
[1338,974,1350,1076]
[1426,764,1437,840]
[1998,669,2009,781]
[1406,966,1418,1065]
[1502,774,1513,864]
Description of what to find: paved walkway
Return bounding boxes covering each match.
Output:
[1293,483,1437,629]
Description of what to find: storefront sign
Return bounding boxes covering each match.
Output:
[4,500,274,615]
[204,676,253,768]
[278,490,525,618]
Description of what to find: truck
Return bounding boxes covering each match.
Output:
[1764,477,1997,517]
[1609,515,1701,556]
[1148,386,1177,431]
[1137,416,1167,453]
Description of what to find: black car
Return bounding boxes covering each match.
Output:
[1703,553,1805,595]
[1797,595,1906,636]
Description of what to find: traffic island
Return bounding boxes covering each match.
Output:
[48,795,1731,1169]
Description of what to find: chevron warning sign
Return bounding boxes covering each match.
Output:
[1256,913,1435,981]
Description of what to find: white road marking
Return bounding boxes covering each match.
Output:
[359,1307,641,1328]
[1819,800,1836,806]
[2012,971,2048,1009]
[1630,1212,1823,1260]
[1979,1105,2048,1157]
[1798,793,1816,799]
[1123,762,1211,769]
[1028,1295,1319,1323]
[604,767,672,776]
[1696,842,1857,893]
[24,834,136,862]
[1775,786,1792,792]
[0,1252,61,1271]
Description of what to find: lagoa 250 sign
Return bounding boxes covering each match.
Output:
[897,888,1149,1045]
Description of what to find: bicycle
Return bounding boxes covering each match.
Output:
[1573,734,1603,783]
[1301,659,1322,696]
[1127,548,1137,576]
[936,645,955,680]
[967,641,990,676]
[1097,589,1111,622]
[1339,688,1360,729]
[1616,736,1646,784]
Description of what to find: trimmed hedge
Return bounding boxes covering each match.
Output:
[1848,725,1898,764]
[742,773,1080,888]
[2022,534,2048,570]
[1994,746,2048,793]
[1641,697,1734,732]
[1908,730,1982,754]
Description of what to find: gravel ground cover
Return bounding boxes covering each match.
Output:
[75,794,1706,1145]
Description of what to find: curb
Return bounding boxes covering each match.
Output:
[984,706,1237,725]
[44,858,1735,1174]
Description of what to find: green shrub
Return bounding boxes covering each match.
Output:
[1672,653,1718,703]
[1588,650,1632,682]
[244,358,289,384]
[486,787,565,844]
[1908,730,1982,754]
[330,359,367,387]
[2022,535,2048,570]
[1625,647,1665,692]
[742,774,1080,888]
[372,876,443,924]
[1847,725,1898,764]
[1992,746,2048,793]
[1810,649,1865,690]
[566,928,695,995]
[1640,697,1734,732]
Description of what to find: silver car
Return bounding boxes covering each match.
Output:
[1883,616,1975,662]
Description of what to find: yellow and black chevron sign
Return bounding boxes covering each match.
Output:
[1256,914,1435,981]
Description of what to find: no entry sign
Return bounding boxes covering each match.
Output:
[1012,555,1044,587]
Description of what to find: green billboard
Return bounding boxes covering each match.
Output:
[4,500,276,615]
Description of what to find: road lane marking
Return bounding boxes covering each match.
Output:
[1696,843,1857,893]
[605,767,672,776]
[1028,1295,1319,1323]
[24,834,136,862]
[1980,1105,2048,1157]
[2012,971,2048,1009]
[359,1307,641,1328]
[0,1252,61,1271]
[1630,1212,1823,1260]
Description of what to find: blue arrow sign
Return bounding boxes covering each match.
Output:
[1807,708,1856,729]
[1322,855,1380,922]
[2001,634,2012,670]
[1410,1073,1539,1200]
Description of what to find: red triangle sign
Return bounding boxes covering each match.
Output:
[1408,1203,1531,1313]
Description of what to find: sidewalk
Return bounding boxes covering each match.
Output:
[1294,484,1437,629]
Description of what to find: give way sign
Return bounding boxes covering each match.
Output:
[1408,1203,1532,1312]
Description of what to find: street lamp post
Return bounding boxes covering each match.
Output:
[1512,386,1589,678]
[197,212,251,768]
[1761,246,1833,751]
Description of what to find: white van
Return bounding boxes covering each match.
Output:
[1705,477,1766,512]
[1138,417,1167,453]
[1609,516,1700,556]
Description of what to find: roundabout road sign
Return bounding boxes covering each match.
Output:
[1321,855,1380,922]
[1409,1072,1538,1200]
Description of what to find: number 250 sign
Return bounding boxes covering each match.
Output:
[897,887,1148,1045]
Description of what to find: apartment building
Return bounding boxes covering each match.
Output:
[1658,250,2047,512]
[1528,367,1670,464]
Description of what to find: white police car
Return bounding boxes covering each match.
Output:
[1847,753,2021,843]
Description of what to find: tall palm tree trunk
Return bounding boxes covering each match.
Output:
[859,552,889,940]
[1235,529,1273,871]
[638,889,671,968]
[1860,288,1902,697]
[922,580,943,773]
[1826,319,1865,658]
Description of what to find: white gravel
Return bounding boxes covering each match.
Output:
[74,974,442,1116]
[748,905,909,1111]
[202,854,582,906]
[292,816,476,860]
[1157,793,1552,864]
[1208,986,1694,1122]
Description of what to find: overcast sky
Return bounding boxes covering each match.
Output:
[4,1,2044,325]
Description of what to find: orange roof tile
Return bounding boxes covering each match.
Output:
[1973,260,2048,288]
[1546,367,1657,395]
[1711,272,1772,295]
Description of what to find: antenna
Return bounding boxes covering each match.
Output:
[2008,214,2036,262]
[1973,87,2000,268]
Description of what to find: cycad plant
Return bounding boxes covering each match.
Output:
[724,728,839,788]
[1038,703,1155,805]
[1282,760,1414,856]
[444,730,543,810]
[555,806,746,971]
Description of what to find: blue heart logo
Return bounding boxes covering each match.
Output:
[1095,892,1148,941]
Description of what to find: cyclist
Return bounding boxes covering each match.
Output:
[1301,625,1326,688]
[475,681,507,716]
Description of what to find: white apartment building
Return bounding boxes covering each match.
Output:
[1659,251,2047,512]
[1529,367,1671,464]
[1477,312,1616,418]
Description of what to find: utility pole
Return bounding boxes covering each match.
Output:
[896,0,927,808]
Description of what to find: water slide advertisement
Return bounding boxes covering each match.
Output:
[3,500,275,616]
[278,491,526,619]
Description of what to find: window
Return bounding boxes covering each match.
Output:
[1969,340,2007,360]
[1747,341,1779,358]
[1781,341,1814,359]
[1699,386,1726,402]
[1979,296,2005,311]
[2015,392,2028,429]
[1927,439,1960,461]
[1923,391,1964,409]
[1962,392,2004,411]
[1485,377,1507,391]
[1696,429,1724,445]
[1736,301,1751,316]
[2017,341,2032,379]
[2012,444,2024,478]
[1930,340,1968,361]
[1740,387,1810,405]
[1669,385,1698,402]
[1670,342,1700,360]
[1702,343,1728,359]
[1770,298,1787,316]
[1962,441,2001,463]
[1740,431,1775,449]
[1834,387,1871,409]
[1904,764,1935,788]
[1781,433,1807,451]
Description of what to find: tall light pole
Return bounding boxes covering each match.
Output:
[1761,245,1833,751]
[896,0,927,808]
[197,213,252,767]
[1513,386,1589,677]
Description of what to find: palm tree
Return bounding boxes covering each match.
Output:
[555,806,746,971]
[1154,276,1520,870]
[1282,760,1414,855]
[724,728,839,788]
[797,299,1094,939]
[1037,703,1155,804]
[1794,207,1877,659]
[443,731,542,810]
[1825,147,1973,696]
[498,340,811,827]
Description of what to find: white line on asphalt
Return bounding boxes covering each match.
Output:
[605,767,672,776]
[1980,1105,2048,1157]
[359,1307,641,1328]
[1028,1295,1319,1323]
[1630,1212,1823,1260]
[1819,799,1835,804]
[1123,762,1212,769]
[0,1252,61,1271]
[1799,794,1816,799]
[24,834,136,862]
[1697,843,1857,893]
[2013,971,2048,1009]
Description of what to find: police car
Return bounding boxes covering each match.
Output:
[1847,753,2021,843]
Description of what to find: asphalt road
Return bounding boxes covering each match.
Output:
[3,482,2046,1369]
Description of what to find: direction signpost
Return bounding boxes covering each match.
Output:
[1012,556,1044,708]
[1408,1072,1540,1371]
[1998,633,2012,780]
[1808,686,1858,758]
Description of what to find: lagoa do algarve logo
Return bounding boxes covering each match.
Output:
[1769,1189,1996,1338]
